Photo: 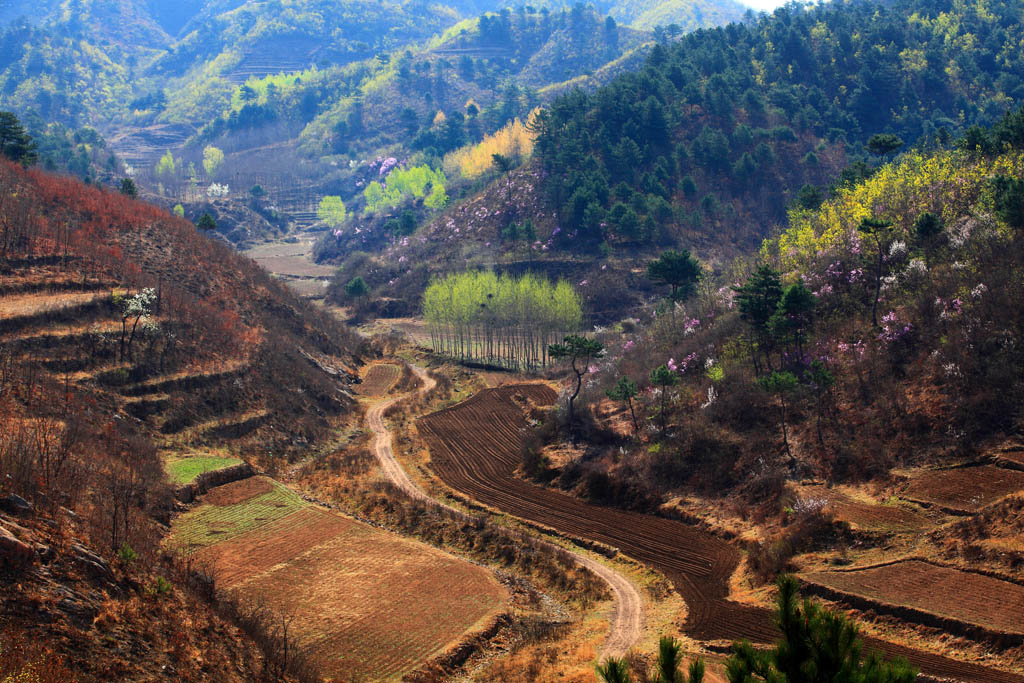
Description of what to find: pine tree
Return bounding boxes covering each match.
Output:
[649,364,679,438]
[549,335,605,435]
[196,212,217,231]
[0,112,37,166]
[726,575,917,683]
[596,657,632,683]
[858,217,893,327]
[647,249,702,320]
[734,265,783,373]
[653,636,705,683]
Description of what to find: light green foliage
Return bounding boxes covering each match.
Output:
[706,364,724,383]
[424,271,582,370]
[363,181,387,211]
[318,195,348,227]
[155,150,176,179]
[424,182,448,209]
[166,456,242,484]
[171,479,304,549]
[202,145,224,178]
[173,204,185,218]
[363,164,447,214]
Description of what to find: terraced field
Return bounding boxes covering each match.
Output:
[171,477,304,550]
[804,561,1024,645]
[170,476,507,681]
[0,266,266,443]
[357,363,401,397]
[418,385,1024,683]
[902,465,1024,513]
[800,485,929,533]
[165,454,243,484]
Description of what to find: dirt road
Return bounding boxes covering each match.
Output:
[417,385,1024,683]
[363,366,644,658]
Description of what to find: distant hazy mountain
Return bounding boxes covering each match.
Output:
[596,0,750,30]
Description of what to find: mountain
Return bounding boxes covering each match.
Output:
[0,151,367,677]
[596,0,750,31]
[538,105,1024,572]
[336,0,1024,323]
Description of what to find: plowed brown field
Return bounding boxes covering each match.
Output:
[418,385,1024,683]
[358,363,402,397]
[903,465,1024,513]
[804,561,1024,643]
[174,478,507,681]
[801,485,929,532]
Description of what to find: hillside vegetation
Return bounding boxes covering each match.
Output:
[352,0,1024,320]
[536,108,1024,555]
[0,158,363,678]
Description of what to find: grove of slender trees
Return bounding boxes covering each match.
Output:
[422,270,582,370]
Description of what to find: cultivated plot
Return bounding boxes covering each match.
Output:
[357,363,402,397]
[170,476,507,681]
[804,560,1024,642]
[902,465,1024,513]
[165,454,243,484]
[418,386,1024,683]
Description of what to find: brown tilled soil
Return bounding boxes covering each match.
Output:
[800,485,930,532]
[204,476,273,506]
[903,465,1024,513]
[198,503,506,681]
[357,363,402,397]
[197,507,357,587]
[418,385,1024,683]
[996,450,1024,470]
[804,560,1024,639]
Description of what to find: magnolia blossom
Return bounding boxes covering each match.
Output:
[888,240,908,260]
[207,182,229,198]
[879,311,912,343]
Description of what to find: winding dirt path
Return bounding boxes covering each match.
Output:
[363,365,643,658]
[416,384,1024,683]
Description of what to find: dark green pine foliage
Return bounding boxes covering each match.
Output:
[0,112,36,165]
[734,265,783,373]
[726,575,917,683]
[533,0,1024,250]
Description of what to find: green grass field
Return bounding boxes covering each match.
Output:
[170,478,304,550]
[166,455,243,484]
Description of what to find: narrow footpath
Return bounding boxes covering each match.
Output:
[363,365,644,658]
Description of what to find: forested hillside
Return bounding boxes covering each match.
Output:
[534,106,1024,589]
[532,0,1024,254]
[342,0,1024,320]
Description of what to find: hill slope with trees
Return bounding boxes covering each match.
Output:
[349,0,1024,320]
